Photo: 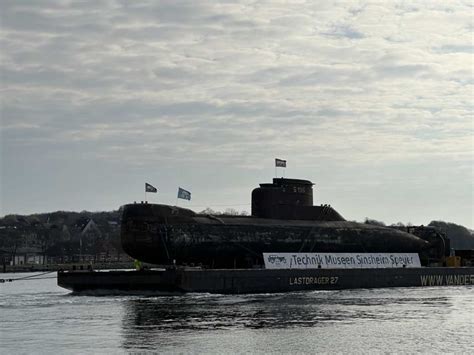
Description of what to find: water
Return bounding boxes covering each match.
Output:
[1,272,473,354]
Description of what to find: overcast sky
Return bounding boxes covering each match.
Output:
[1,1,472,228]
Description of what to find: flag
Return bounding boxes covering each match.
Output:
[145,183,157,193]
[275,158,287,168]
[177,187,191,200]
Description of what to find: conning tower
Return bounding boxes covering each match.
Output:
[251,178,344,221]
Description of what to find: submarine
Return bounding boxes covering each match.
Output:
[121,178,439,268]
[57,177,474,293]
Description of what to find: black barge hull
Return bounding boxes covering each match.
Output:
[58,267,474,294]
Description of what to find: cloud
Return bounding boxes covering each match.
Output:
[323,24,365,39]
[436,44,473,54]
[1,1,472,227]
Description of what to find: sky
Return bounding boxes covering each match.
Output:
[0,0,472,228]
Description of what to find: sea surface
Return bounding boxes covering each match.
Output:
[1,272,473,354]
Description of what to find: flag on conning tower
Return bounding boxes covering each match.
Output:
[145,183,157,193]
[177,187,191,200]
[275,158,287,167]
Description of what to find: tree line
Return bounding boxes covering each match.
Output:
[364,218,474,249]
[0,210,124,265]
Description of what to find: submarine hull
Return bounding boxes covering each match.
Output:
[58,267,474,294]
[121,204,429,268]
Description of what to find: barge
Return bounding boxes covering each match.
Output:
[58,266,474,293]
[58,177,474,293]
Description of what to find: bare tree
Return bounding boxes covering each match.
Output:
[0,228,22,265]
[364,218,386,226]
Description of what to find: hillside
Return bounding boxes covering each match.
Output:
[0,210,123,265]
[428,221,474,250]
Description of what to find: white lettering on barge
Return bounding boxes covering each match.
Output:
[420,274,474,286]
[289,276,339,286]
[264,253,421,269]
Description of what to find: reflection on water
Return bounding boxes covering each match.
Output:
[123,291,452,330]
[120,289,457,351]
